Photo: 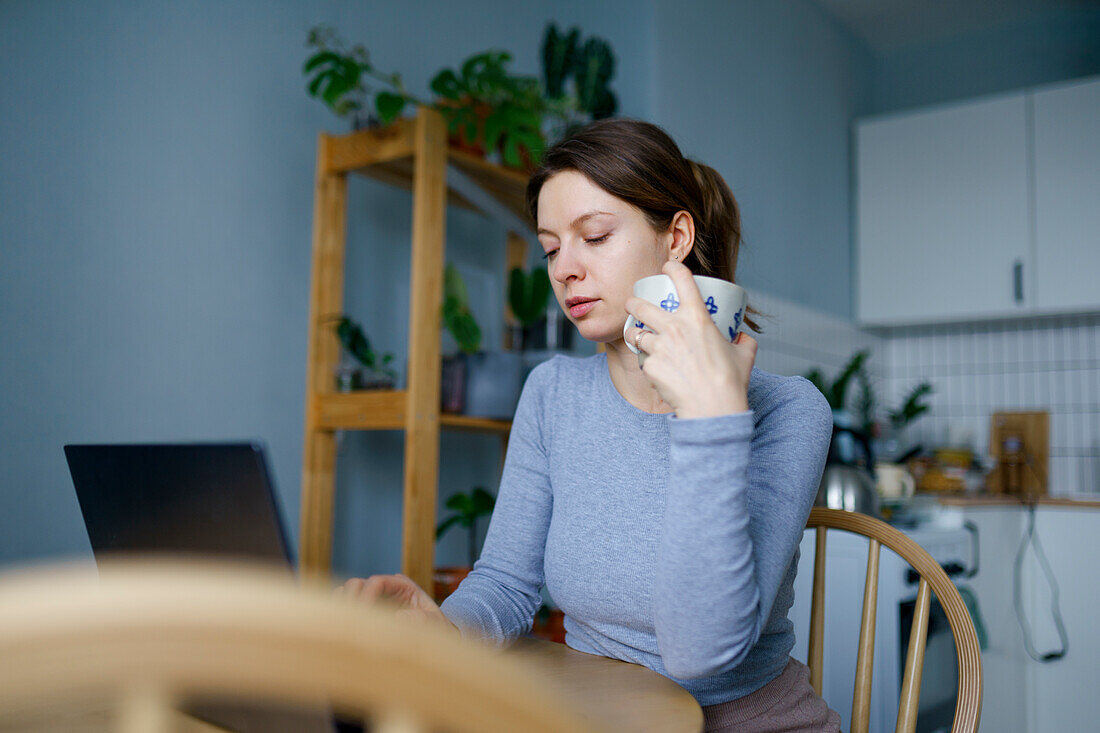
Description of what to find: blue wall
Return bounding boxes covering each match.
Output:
[0,0,656,575]
[5,0,1094,575]
[652,0,873,321]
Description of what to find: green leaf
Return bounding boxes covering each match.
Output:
[303,51,341,74]
[444,264,470,306]
[430,69,462,99]
[306,72,328,97]
[375,91,406,124]
[508,268,527,322]
[446,493,473,514]
[541,23,578,99]
[508,267,552,326]
[335,316,378,370]
[483,114,504,152]
[470,487,495,514]
[435,515,462,540]
[831,350,869,409]
[890,382,934,429]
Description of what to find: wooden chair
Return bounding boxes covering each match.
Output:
[805,508,982,733]
[0,559,607,733]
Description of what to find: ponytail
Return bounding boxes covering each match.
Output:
[683,159,760,332]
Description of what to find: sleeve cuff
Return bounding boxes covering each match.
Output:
[669,409,754,444]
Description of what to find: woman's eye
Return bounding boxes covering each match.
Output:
[541,249,558,260]
[585,233,609,244]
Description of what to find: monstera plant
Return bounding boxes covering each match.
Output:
[302,23,618,170]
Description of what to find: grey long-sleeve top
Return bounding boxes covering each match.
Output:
[440,353,832,705]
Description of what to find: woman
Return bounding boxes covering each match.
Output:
[343,118,839,732]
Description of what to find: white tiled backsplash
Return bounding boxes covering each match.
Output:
[749,292,1100,496]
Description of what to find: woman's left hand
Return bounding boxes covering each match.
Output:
[625,260,757,419]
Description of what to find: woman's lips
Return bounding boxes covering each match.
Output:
[568,299,598,318]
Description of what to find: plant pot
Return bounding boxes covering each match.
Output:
[335,363,395,392]
[440,355,466,413]
[437,98,492,157]
[462,351,523,420]
[531,605,566,644]
[509,310,575,354]
[433,565,471,603]
[496,137,541,174]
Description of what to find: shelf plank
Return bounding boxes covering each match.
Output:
[447,148,531,222]
[315,391,407,430]
[322,118,417,174]
[440,413,513,434]
[360,155,484,216]
[320,109,532,226]
[313,392,513,434]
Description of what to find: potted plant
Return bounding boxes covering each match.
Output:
[429,51,547,171]
[330,315,398,391]
[878,382,934,461]
[440,264,480,413]
[807,350,933,463]
[540,23,618,140]
[441,264,523,419]
[507,265,553,351]
[302,26,411,129]
[433,486,495,602]
[302,24,619,171]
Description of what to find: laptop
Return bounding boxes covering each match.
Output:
[64,441,293,565]
[64,441,347,733]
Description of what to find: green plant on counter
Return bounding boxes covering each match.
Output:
[805,349,870,411]
[441,264,482,355]
[435,486,496,566]
[889,382,934,431]
[508,265,552,328]
[807,349,933,440]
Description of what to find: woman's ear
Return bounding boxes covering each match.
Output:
[667,210,695,262]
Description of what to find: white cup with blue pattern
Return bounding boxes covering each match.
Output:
[623,274,747,364]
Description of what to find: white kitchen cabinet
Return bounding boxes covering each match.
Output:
[857,92,1031,326]
[1032,77,1100,314]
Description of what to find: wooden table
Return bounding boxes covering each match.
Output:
[510,637,704,733]
[1,640,702,733]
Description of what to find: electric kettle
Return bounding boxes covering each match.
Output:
[815,425,881,518]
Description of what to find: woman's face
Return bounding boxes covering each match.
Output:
[536,171,672,345]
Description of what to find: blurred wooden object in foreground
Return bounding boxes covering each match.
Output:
[0,559,608,733]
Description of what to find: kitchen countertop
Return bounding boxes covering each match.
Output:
[931,493,1100,509]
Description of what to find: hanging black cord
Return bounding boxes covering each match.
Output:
[1013,502,1068,662]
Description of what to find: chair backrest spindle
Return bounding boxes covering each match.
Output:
[850,538,881,733]
[896,578,932,733]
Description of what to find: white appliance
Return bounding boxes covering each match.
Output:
[789,522,976,733]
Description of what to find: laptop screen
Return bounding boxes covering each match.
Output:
[64,442,293,566]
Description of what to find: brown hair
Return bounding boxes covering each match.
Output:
[525,117,761,332]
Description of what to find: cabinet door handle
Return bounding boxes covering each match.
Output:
[1014,259,1024,304]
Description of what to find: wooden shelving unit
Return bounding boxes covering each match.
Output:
[300,106,529,587]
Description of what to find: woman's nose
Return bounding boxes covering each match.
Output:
[551,245,584,283]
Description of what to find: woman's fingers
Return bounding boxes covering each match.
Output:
[662,260,708,317]
[342,574,414,605]
[625,296,673,331]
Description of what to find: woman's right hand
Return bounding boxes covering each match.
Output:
[339,573,459,634]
